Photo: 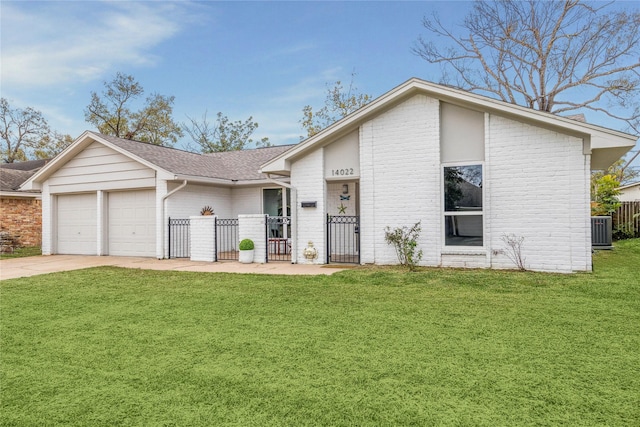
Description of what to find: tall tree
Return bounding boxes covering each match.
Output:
[414,1,640,136]
[301,76,372,138]
[0,98,72,163]
[183,111,270,153]
[85,72,183,146]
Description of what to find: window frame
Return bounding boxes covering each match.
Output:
[442,162,485,249]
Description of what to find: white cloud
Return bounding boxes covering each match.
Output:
[0,1,193,88]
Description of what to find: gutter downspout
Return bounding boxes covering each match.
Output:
[266,173,297,263]
[160,179,188,259]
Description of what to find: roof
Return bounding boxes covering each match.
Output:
[617,181,640,191]
[100,132,294,181]
[22,131,295,190]
[261,78,638,174]
[0,159,49,197]
[1,159,50,171]
[1,168,35,191]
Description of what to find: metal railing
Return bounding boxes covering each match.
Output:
[215,218,239,261]
[266,216,291,262]
[168,218,190,258]
[326,214,360,264]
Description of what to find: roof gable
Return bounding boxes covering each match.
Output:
[261,78,638,174]
[21,131,295,190]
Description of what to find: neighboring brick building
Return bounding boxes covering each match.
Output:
[0,159,48,248]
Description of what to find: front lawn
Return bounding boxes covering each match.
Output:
[1,240,639,426]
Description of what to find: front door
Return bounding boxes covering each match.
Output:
[326,181,360,264]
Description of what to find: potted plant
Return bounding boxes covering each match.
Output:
[238,238,254,263]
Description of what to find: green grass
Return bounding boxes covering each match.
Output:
[0,246,41,259]
[1,240,639,426]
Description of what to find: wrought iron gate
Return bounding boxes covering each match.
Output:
[266,216,291,262]
[168,218,190,258]
[215,218,239,261]
[326,215,360,264]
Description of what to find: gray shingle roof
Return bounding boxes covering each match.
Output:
[92,132,294,181]
[0,160,49,191]
[0,169,34,191]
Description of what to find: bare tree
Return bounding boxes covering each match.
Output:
[183,111,270,153]
[85,72,183,146]
[414,1,640,135]
[1,98,51,163]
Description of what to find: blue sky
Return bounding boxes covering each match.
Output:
[1,0,638,164]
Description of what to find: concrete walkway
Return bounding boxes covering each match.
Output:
[0,255,349,281]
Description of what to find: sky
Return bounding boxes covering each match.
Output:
[1,0,638,166]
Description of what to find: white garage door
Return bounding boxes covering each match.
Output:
[108,190,156,257]
[57,193,97,255]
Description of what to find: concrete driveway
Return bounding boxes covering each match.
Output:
[0,255,348,281]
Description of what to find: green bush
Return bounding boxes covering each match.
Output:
[384,222,423,271]
[239,239,254,251]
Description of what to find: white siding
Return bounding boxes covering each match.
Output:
[486,115,590,272]
[41,183,52,255]
[166,183,232,219]
[190,215,216,262]
[619,184,640,201]
[239,214,268,263]
[231,187,262,216]
[291,149,325,264]
[360,94,441,265]
[289,92,592,272]
[48,141,155,193]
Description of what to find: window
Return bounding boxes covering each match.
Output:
[443,164,483,246]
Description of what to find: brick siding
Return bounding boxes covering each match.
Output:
[0,197,42,247]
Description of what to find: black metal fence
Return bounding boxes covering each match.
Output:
[168,218,190,258]
[266,216,291,262]
[215,218,239,261]
[326,215,360,264]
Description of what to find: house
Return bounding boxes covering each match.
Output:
[0,159,49,248]
[22,78,637,272]
[21,133,292,258]
[617,182,640,202]
[259,78,636,272]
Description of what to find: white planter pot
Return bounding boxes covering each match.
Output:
[239,249,254,264]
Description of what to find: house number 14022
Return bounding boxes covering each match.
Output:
[332,168,354,176]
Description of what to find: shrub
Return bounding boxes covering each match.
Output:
[496,233,527,271]
[384,222,423,271]
[239,239,254,251]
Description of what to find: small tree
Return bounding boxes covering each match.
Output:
[591,174,621,216]
[384,222,423,271]
[183,111,270,153]
[301,75,371,138]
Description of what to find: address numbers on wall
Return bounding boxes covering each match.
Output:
[331,168,355,177]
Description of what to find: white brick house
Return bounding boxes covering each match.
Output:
[261,78,637,273]
[22,78,636,272]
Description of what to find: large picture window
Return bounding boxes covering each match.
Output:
[444,164,483,246]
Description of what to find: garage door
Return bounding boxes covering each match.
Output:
[57,193,97,255]
[108,190,156,257]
